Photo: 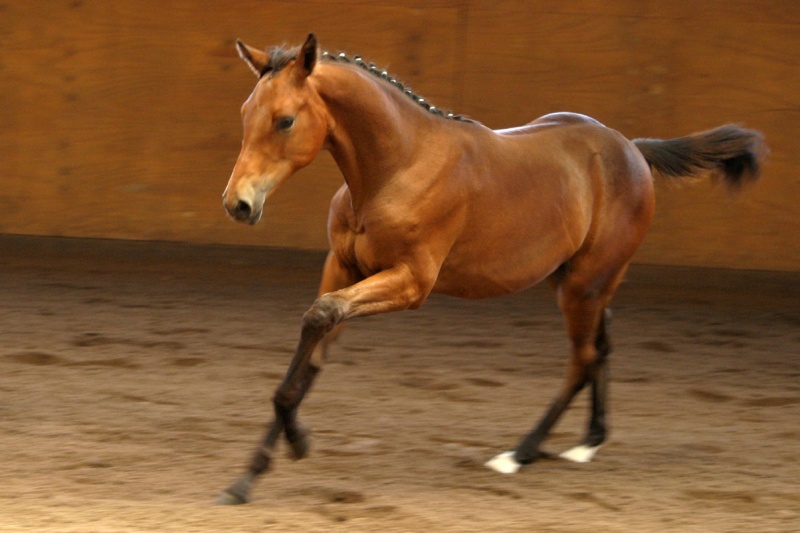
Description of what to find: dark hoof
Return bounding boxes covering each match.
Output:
[286,422,311,460]
[215,477,251,505]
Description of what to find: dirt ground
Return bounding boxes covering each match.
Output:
[1,235,798,532]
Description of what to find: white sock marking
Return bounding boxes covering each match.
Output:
[559,444,601,463]
[484,451,522,474]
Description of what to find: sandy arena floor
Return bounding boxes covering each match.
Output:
[0,236,798,532]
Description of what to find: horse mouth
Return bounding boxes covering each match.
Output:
[234,210,263,226]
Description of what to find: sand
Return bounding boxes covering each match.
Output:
[1,236,798,532]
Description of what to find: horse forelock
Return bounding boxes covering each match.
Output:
[258,45,301,77]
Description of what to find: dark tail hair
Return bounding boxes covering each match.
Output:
[633,125,767,188]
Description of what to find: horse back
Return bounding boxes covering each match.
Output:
[494,112,605,137]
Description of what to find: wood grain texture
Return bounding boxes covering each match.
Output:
[460,1,799,270]
[0,1,797,270]
[0,1,461,248]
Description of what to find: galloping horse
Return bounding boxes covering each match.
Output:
[218,34,766,504]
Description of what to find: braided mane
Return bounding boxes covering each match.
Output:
[261,45,476,124]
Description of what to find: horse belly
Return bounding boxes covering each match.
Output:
[432,264,555,299]
[433,231,575,299]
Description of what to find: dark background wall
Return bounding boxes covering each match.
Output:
[1,1,797,270]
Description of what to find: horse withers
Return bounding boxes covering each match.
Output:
[218,33,766,504]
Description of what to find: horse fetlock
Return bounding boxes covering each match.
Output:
[249,445,273,476]
[285,420,311,460]
[513,447,545,465]
[584,422,607,448]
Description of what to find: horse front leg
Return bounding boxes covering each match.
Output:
[216,301,335,505]
[217,263,432,504]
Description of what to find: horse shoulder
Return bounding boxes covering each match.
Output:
[327,185,360,266]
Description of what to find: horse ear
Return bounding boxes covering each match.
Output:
[296,33,318,78]
[236,39,268,78]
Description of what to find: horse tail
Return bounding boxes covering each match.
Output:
[633,125,767,188]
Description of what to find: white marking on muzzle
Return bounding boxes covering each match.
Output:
[228,174,283,222]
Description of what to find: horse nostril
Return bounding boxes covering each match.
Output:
[234,200,252,220]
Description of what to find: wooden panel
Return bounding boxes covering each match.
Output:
[1,0,798,270]
[460,0,799,270]
[633,14,799,270]
[0,0,461,249]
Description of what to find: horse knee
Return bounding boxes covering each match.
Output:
[302,295,345,336]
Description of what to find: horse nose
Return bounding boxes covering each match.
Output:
[232,200,252,221]
[224,194,253,222]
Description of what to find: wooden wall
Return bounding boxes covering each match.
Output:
[1,1,798,271]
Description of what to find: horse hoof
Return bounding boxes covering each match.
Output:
[559,444,601,463]
[215,477,251,505]
[215,490,249,505]
[484,451,522,474]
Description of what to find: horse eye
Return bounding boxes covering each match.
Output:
[275,116,295,132]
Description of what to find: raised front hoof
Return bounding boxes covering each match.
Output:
[559,444,602,463]
[216,490,248,505]
[215,478,251,505]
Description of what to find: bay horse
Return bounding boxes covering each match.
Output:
[218,33,766,504]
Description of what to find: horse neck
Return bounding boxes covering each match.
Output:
[314,63,434,209]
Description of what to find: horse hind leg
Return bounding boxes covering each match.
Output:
[485,269,622,474]
[559,307,612,463]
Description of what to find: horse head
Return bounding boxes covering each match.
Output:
[223,33,330,224]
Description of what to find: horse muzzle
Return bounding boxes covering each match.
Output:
[223,195,263,225]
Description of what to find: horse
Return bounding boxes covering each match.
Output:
[218,33,766,504]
